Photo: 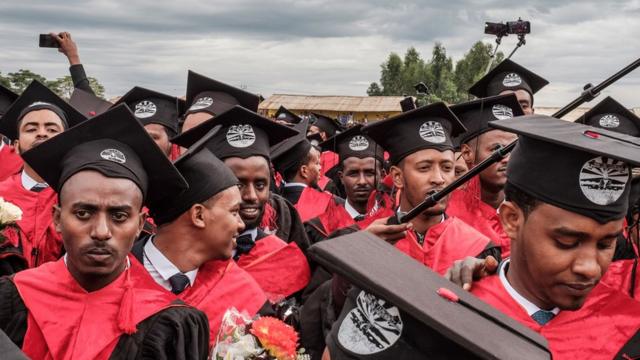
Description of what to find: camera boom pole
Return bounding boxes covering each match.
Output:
[394,56,640,224]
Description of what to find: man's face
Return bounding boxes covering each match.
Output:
[303,147,322,187]
[391,149,455,216]
[500,89,533,115]
[181,112,213,134]
[454,151,469,179]
[501,201,620,310]
[14,109,65,154]
[224,156,270,230]
[463,130,517,193]
[144,123,172,157]
[339,157,380,206]
[307,125,327,141]
[204,186,245,259]
[54,171,144,282]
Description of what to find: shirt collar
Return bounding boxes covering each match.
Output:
[344,200,365,219]
[283,181,307,188]
[499,260,559,316]
[240,227,258,242]
[144,237,198,286]
[21,170,48,191]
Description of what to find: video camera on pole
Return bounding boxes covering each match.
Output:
[483,18,531,74]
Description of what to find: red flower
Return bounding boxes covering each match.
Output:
[250,317,299,360]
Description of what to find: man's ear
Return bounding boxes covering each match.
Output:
[299,164,309,181]
[499,201,523,241]
[13,139,21,154]
[190,204,208,229]
[136,210,147,236]
[460,143,475,167]
[390,165,403,190]
[52,205,62,233]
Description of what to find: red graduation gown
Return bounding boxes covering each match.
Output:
[236,233,311,302]
[472,274,640,359]
[600,259,639,300]
[13,255,177,360]
[294,187,336,223]
[320,151,339,177]
[446,176,511,257]
[178,259,267,345]
[0,144,22,182]
[394,217,492,275]
[0,173,62,268]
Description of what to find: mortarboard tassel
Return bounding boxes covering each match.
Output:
[117,263,137,334]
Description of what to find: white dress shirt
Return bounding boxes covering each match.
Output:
[21,170,48,191]
[499,260,559,316]
[344,200,365,220]
[143,237,198,291]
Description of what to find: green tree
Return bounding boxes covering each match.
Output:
[454,41,504,101]
[47,75,105,99]
[366,82,383,96]
[5,69,47,94]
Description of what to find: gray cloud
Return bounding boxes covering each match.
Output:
[0,0,638,108]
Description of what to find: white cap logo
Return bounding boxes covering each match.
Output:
[134,100,156,119]
[348,135,369,151]
[579,156,629,205]
[337,291,403,355]
[100,149,126,164]
[277,113,287,119]
[502,73,522,87]
[419,121,447,144]
[492,104,514,120]
[189,97,214,111]
[599,114,620,128]
[226,124,256,148]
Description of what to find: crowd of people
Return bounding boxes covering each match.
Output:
[0,32,638,360]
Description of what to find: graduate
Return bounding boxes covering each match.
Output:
[307,113,342,187]
[470,116,640,359]
[133,126,271,344]
[447,94,524,257]
[272,119,345,223]
[180,70,260,134]
[468,59,548,115]
[0,105,210,360]
[0,84,21,182]
[114,86,185,159]
[170,105,311,304]
[0,81,87,269]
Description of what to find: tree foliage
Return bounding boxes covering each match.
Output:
[0,69,106,99]
[367,41,504,103]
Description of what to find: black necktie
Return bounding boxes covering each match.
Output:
[168,273,190,295]
[30,184,47,193]
[234,234,255,260]
[531,310,555,325]
[354,215,366,221]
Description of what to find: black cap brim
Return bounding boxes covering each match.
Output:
[468,59,549,98]
[575,96,640,136]
[186,70,259,112]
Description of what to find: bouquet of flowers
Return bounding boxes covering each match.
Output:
[211,308,309,360]
[0,197,22,244]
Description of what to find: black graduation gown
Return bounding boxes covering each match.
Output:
[0,277,210,360]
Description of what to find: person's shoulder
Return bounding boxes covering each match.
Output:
[446,216,492,241]
[147,301,208,327]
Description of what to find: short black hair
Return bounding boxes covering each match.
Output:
[282,151,313,183]
[504,182,540,218]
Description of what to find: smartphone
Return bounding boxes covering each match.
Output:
[39,34,59,48]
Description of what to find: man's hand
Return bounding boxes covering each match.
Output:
[365,217,412,244]
[445,256,498,291]
[52,32,81,65]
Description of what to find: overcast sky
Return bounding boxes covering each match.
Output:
[1,0,639,107]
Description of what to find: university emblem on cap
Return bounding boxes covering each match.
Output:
[419,121,447,144]
[277,113,286,119]
[189,96,214,111]
[349,135,369,151]
[100,149,126,164]
[337,291,403,355]
[599,114,620,128]
[579,156,629,205]
[134,100,156,119]
[226,124,256,148]
[502,73,522,87]
[492,104,514,120]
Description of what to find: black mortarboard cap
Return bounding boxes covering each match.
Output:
[172,105,298,161]
[468,59,549,102]
[491,116,640,223]
[0,84,18,117]
[450,93,524,145]
[0,81,87,141]
[310,113,342,137]
[362,102,466,165]
[309,232,551,360]
[271,119,314,174]
[575,97,640,137]
[274,105,302,124]
[113,86,185,137]
[399,96,416,112]
[150,127,239,225]
[319,124,384,163]
[21,105,188,209]
[69,88,113,118]
[185,70,259,117]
